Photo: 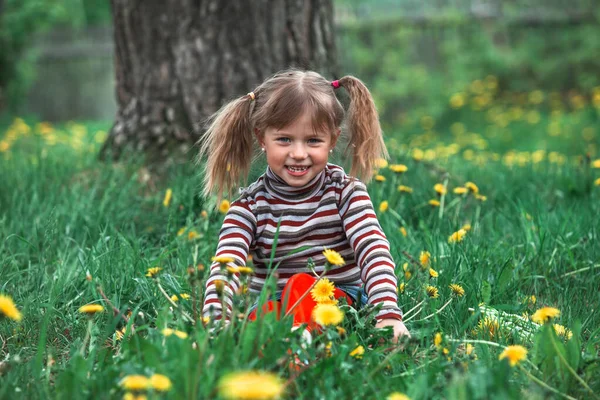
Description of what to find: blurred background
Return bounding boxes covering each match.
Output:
[1,0,599,162]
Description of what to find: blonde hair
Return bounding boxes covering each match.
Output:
[197,69,387,200]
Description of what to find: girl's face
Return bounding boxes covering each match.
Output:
[258,109,338,187]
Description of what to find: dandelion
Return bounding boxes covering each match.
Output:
[595,177,600,186]
[0,295,22,322]
[526,295,536,306]
[376,158,389,169]
[450,93,465,109]
[434,332,442,348]
[120,375,151,391]
[170,294,179,302]
[499,345,527,367]
[379,201,389,213]
[398,185,413,193]
[448,229,467,244]
[389,164,408,173]
[375,175,386,182]
[349,345,365,359]
[214,280,225,296]
[429,268,438,278]
[187,230,200,240]
[145,267,162,278]
[531,307,560,324]
[212,256,235,264]
[466,344,475,356]
[461,223,471,231]
[429,199,440,207]
[163,189,172,207]
[465,182,479,194]
[313,303,344,326]
[399,227,408,237]
[397,283,406,294]
[592,159,600,168]
[78,304,104,315]
[115,327,127,341]
[433,183,447,196]
[478,317,500,339]
[420,251,431,267]
[323,248,344,266]
[387,392,410,400]
[149,374,172,392]
[179,293,190,300]
[453,187,468,195]
[553,324,573,340]
[200,210,208,219]
[162,328,188,339]
[337,327,346,337]
[426,285,439,298]
[475,194,487,202]
[218,371,284,400]
[449,284,465,297]
[311,278,336,303]
[177,227,186,236]
[219,200,230,214]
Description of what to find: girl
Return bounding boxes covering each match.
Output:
[198,69,409,342]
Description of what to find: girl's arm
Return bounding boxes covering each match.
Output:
[202,200,257,323]
[338,180,403,322]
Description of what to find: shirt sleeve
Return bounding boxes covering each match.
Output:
[202,199,257,322]
[338,179,403,321]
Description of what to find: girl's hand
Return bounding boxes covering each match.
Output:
[375,318,410,342]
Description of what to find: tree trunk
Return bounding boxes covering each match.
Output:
[101,0,337,164]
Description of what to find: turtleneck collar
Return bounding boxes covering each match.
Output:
[263,165,327,201]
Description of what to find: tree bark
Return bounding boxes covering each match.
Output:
[101,0,337,164]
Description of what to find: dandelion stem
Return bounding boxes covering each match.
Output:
[560,264,600,278]
[407,298,453,322]
[79,319,94,356]
[403,300,425,318]
[97,285,129,323]
[156,281,195,323]
[549,329,598,398]
[518,365,577,400]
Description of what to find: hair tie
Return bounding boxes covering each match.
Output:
[247,92,255,101]
[331,80,340,89]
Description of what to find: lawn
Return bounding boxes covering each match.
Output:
[1,85,600,399]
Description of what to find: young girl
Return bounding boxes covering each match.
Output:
[198,69,409,342]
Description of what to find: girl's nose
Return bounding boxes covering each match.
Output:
[290,143,308,159]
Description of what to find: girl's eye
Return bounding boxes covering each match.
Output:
[276,137,291,143]
[308,138,324,144]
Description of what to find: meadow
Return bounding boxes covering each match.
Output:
[1,81,600,399]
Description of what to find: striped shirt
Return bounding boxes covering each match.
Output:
[202,163,403,322]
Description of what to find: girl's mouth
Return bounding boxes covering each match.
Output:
[285,165,310,176]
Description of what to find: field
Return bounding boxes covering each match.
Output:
[1,83,600,399]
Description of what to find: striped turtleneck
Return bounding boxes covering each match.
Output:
[202,163,403,322]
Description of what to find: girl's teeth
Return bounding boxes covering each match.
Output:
[288,166,308,172]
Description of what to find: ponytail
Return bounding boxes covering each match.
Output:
[337,76,388,183]
[197,93,256,201]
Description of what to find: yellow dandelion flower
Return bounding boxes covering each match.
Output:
[592,159,600,168]
[237,266,254,275]
[531,307,560,324]
[434,332,442,348]
[177,227,186,236]
[149,374,172,392]
[398,185,413,193]
[389,164,408,173]
[387,393,410,400]
[375,174,386,182]
[450,93,465,109]
[219,200,230,214]
[349,345,365,359]
[115,327,126,341]
[179,293,190,300]
[0,295,22,322]
[553,324,573,340]
[453,187,468,195]
[145,267,162,278]
[499,345,527,367]
[449,284,465,297]
[461,223,472,231]
[526,295,536,306]
[379,201,389,213]
[466,344,475,356]
[465,182,479,194]
[311,278,336,303]
[218,371,284,400]
[376,158,389,169]
[426,285,439,298]
[398,282,406,294]
[420,251,431,267]
[478,317,500,339]
[78,304,104,315]
[404,270,412,281]
[429,268,438,278]
[429,199,440,207]
[434,183,447,196]
[313,303,344,326]
[120,375,151,391]
[399,227,408,237]
[163,189,172,207]
[322,248,344,266]
[594,177,600,186]
[187,230,200,240]
[475,194,487,202]
[448,229,467,244]
[214,280,225,296]
[212,256,235,264]
[200,210,208,219]
[170,294,179,302]
[162,328,188,339]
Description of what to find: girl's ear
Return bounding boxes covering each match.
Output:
[331,128,341,148]
[254,128,264,147]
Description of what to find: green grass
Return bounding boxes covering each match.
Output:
[1,108,599,399]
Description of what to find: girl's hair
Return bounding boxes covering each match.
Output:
[197,69,388,200]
